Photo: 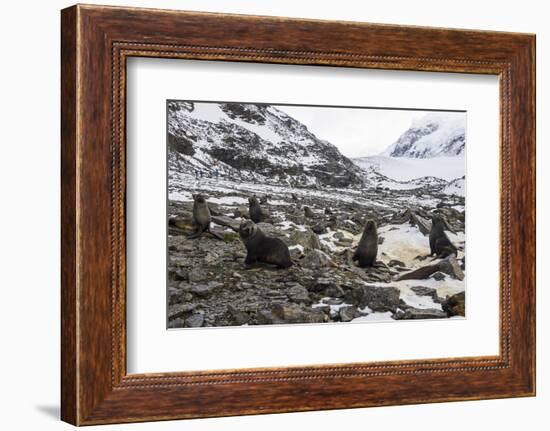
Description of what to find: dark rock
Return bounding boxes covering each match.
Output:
[256,304,327,324]
[438,255,465,280]
[388,259,406,268]
[286,283,310,303]
[339,306,360,322]
[227,304,250,325]
[430,271,446,281]
[391,209,431,235]
[394,308,447,320]
[345,285,401,312]
[310,277,336,293]
[410,286,442,303]
[397,255,464,281]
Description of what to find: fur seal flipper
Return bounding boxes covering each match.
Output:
[239,220,292,268]
[429,215,457,257]
[353,219,378,268]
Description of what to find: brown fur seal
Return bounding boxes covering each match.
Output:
[352,219,378,267]
[187,193,211,239]
[239,220,292,268]
[248,196,269,223]
[429,214,457,257]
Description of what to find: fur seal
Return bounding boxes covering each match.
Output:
[429,215,457,257]
[248,196,269,223]
[352,219,378,267]
[239,220,292,268]
[187,193,212,239]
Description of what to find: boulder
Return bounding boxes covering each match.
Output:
[345,285,401,312]
[309,277,337,293]
[256,304,327,324]
[227,304,250,325]
[339,305,361,322]
[185,313,205,328]
[290,227,321,250]
[438,255,465,281]
[301,249,337,269]
[394,308,447,320]
[397,255,464,281]
[286,283,310,303]
[410,286,442,303]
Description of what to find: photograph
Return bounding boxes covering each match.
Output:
[166,100,467,328]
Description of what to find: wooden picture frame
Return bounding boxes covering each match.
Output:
[61,4,536,425]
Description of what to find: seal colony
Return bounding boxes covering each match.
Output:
[167,185,466,328]
[183,194,458,270]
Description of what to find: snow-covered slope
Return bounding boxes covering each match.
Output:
[167,101,363,187]
[382,112,466,158]
[353,154,465,182]
[443,176,466,196]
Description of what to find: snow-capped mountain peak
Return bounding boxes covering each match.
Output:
[382,112,466,158]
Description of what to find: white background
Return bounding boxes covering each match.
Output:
[127,59,499,373]
[0,0,546,430]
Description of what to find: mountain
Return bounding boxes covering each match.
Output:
[352,155,465,182]
[353,159,448,191]
[381,112,466,158]
[167,101,363,187]
[442,176,465,196]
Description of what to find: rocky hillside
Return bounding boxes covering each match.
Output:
[382,112,466,158]
[168,101,363,188]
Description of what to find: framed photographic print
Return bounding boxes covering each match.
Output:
[61,4,536,425]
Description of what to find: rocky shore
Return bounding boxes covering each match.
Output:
[167,175,466,329]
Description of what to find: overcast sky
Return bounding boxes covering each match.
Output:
[278,105,440,158]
